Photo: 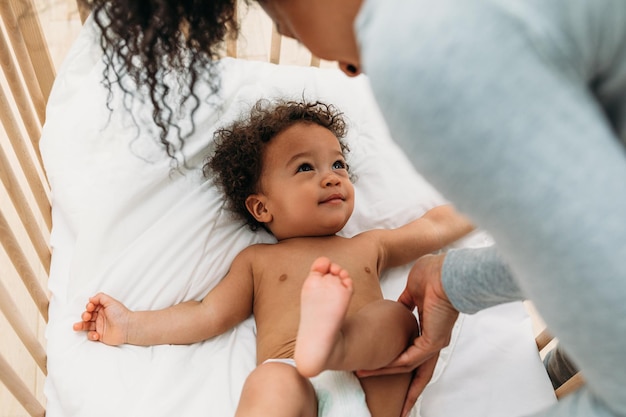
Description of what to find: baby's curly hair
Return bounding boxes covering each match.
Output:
[206,99,350,232]
[85,0,243,158]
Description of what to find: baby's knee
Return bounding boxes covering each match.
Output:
[383,299,420,340]
[243,362,316,407]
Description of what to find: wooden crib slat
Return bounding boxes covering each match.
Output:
[0,279,47,374]
[555,372,585,399]
[0,84,52,233]
[0,210,49,322]
[226,36,238,58]
[310,56,321,68]
[535,328,554,352]
[0,142,50,274]
[5,0,56,104]
[0,2,46,124]
[225,3,238,58]
[0,353,45,417]
[269,25,282,64]
[0,28,44,170]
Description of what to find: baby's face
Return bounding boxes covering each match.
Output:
[255,122,354,240]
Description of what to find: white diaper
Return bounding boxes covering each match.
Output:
[264,359,371,417]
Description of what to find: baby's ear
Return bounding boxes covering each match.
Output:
[245,194,272,223]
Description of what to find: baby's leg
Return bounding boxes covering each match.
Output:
[235,361,317,417]
[340,299,419,370]
[295,256,354,378]
[354,302,419,417]
[360,373,413,417]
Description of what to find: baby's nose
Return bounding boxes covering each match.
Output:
[323,172,340,186]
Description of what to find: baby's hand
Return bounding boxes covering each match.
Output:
[73,293,130,346]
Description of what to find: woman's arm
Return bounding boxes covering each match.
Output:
[73,248,256,346]
[442,245,523,313]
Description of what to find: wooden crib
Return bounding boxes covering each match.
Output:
[1,0,58,414]
[0,1,581,416]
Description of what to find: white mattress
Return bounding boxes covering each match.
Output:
[41,16,556,417]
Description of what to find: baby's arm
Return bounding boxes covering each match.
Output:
[73,249,255,346]
[374,204,474,269]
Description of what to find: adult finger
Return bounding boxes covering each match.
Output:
[401,354,439,417]
[397,287,417,311]
[356,343,437,378]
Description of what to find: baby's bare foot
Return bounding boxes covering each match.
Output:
[295,257,353,377]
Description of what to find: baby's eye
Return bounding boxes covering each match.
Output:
[297,163,314,173]
[332,160,347,170]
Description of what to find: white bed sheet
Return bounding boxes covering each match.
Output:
[41,17,556,417]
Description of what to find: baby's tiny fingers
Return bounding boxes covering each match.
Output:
[87,331,100,341]
[72,321,86,331]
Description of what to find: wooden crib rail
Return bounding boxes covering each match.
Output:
[535,328,585,399]
[1,0,53,415]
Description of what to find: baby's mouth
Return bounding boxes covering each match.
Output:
[320,194,344,204]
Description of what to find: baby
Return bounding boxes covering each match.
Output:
[74,99,474,417]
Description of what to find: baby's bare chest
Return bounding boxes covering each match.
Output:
[253,238,381,301]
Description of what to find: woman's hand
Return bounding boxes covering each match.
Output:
[357,253,459,417]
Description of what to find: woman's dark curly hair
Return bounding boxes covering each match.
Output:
[206,99,350,232]
[85,0,244,158]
